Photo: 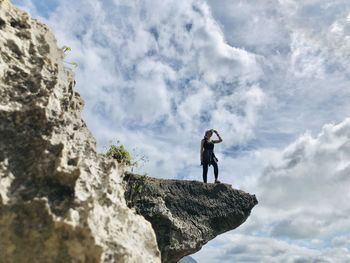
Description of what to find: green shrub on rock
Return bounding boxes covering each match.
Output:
[105,144,132,166]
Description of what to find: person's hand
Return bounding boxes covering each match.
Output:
[213,129,218,134]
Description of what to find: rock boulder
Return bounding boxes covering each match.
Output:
[123,172,258,263]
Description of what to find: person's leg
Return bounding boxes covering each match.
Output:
[212,161,219,181]
[202,163,208,183]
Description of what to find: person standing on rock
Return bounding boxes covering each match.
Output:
[200,129,223,183]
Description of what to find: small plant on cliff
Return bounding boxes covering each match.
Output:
[62,45,78,68]
[103,139,149,172]
[128,149,149,173]
[62,46,72,52]
[131,174,147,194]
[127,174,148,205]
[105,144,132,166]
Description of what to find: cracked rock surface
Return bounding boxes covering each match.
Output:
[0,1,160,262]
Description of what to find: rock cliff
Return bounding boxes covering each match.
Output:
[123,172,258,263]
[0,1,160,262]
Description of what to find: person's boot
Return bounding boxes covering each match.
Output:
[214,179,221,184]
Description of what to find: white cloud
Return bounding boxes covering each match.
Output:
[257,118,350,238]
[193,234,350,263]
[207,0,350,146]
[21,0,266,181]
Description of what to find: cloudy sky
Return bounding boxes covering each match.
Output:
[12,0,350,262]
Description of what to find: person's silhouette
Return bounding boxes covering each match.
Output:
[200,129,223,183]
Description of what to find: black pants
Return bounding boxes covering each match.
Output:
[202,161,218,183]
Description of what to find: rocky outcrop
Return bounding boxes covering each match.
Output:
[0,1,160,262]
[123,172,258,263]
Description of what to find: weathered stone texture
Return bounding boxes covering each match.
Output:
[124,172,258,263]
[0,1,160,262]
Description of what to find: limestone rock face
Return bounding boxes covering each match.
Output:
[0,1,160,262]
[123,172,258,263]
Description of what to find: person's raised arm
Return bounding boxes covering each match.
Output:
[212,130,223,143]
